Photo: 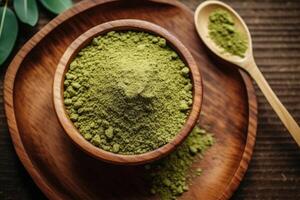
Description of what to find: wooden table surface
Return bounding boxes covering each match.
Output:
[0,0,299,199]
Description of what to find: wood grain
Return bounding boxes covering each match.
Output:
[53,19,203,165]
[3,0,257,200]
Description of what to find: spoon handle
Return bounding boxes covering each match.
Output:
[245,59,300,146]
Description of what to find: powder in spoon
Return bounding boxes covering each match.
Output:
[145,125,214,200]
[208,9,248,57]
[64,31,193,155]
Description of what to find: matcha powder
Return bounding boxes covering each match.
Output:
[208,9,248,57]
[64,31,193,155]
[146,125,214,200]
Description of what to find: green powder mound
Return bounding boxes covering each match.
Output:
[208,9,248,58]
[146,125,214,200]
[64,31,193,155]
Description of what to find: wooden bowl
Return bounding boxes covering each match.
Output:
[53,19,202,165]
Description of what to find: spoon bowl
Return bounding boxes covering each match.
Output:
[194,0,252,66]
[195,1,300,145]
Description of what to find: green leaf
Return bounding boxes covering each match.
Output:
[39,0,73,15]
[13,0,39,26]
[0,6,18,66]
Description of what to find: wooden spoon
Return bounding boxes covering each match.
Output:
[194,0,300,145]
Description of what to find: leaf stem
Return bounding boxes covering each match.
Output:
[0,0,8,38]
[24,0,28,19]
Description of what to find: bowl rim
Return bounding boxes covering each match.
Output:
[53,19,203,165]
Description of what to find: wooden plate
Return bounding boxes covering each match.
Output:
[4,0,257,200]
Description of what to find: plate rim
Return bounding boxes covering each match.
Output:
[3,0,258,199]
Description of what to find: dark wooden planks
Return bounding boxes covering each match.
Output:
[217,0,300,199]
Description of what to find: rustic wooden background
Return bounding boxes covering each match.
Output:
[0,0,299,199]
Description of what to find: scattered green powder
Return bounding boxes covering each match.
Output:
[145,125,214,200]
[208,9,248,57]
[64,31,193,155]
